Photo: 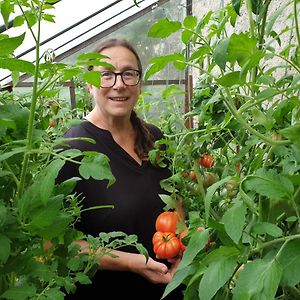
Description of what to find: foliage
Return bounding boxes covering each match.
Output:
[147,0,300,299]
[0,1,147,299]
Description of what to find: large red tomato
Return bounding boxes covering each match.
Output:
[152,231,181,259]
[155,211,179,233]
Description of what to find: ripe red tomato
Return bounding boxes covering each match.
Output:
[155,211,179,233]
[152,231,181,259]
[198,154,214,168]
[178,228,188,251]
[49,120,55,128]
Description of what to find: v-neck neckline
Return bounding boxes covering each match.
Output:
[82,120,146,168]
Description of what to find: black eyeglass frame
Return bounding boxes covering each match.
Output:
[99,69,141,88]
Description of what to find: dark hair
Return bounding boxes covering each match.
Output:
[89,38,153,160]
[88,38,143,74]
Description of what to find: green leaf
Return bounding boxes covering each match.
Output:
[75,272,92,285]
[82,70,101,88]
[144,54,186,80]
[213,38,230,70]
[1,285,37,300]
[24,11,37,28]
[183,15,197,29]
[217,71,245,87]
[232,258,282,299]
[244,168,294,199]
[158,194,177,209]
[278,240,300,287]
[199,255,237,300]
[280,124,300,147]
[79,152,115,187]
[181,29,194,44]
[0,58,35,74]
[222,199,247,244]
[0,33,25,56]
[205,176,231,223]
[178,229,210,270]
[148,18,181,38]
[232,0,242,15]
[227,33,257,67]
[38,159,66,205]
[190,46,210,61]
[240,50,265,78]
[43,13,55,23]
[251,222,283,237]
[0,233,10,263]
[0,0,14,28]
[255,87,277,100]
[162,265,194,299]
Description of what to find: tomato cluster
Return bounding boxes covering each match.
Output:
[152,211,211,259]
[152,211,181,259]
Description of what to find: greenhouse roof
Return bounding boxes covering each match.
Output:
[0,0,173,87]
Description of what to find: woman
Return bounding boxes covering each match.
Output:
[59,38,183,299]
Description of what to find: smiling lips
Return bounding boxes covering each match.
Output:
[109,97,128,101]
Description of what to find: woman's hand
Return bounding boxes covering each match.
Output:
[130,254,181,284]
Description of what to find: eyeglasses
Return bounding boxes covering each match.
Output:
[100,69,141,88]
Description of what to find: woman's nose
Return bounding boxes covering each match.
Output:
[113,74,126,89]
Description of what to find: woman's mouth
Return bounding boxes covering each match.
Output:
[109,97,128,101]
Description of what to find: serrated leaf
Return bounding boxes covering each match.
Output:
[75,272,92,285]
[199,255,237,300]
[278,240,300,287]
[0,58,35,74]
[79,152,115,187]
[227,33,257,67]
[251,222,283,237]
[0,33,25,56]
[232,258,282,300]
[1,285,36,300]
[244,168,294,199]
[222,199,247,244]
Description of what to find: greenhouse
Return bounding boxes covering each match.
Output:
[1,0,300,299]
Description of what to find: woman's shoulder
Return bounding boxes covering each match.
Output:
[63,120,90,138]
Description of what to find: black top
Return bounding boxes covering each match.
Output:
[59,121,183,300]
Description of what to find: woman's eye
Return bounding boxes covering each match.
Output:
[123,71,135,78]
[101,72,113,78]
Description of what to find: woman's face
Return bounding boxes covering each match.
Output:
[89,45,141,120]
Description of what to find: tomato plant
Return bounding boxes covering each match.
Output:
[146,1,300,296]
[152,231,180,259]
[198,153,214,168]
[155,211,179,233]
